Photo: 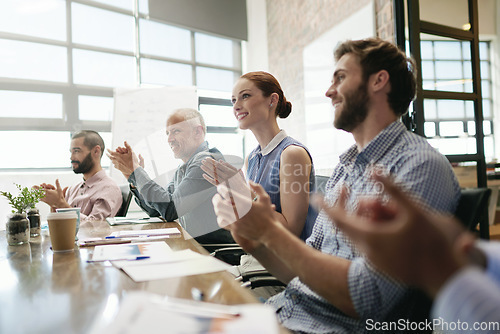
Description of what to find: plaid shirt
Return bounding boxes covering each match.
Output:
[266,121,460,334]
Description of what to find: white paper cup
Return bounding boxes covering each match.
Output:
[47,211,77,252]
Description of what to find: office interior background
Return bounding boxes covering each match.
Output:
[0,0,498,229]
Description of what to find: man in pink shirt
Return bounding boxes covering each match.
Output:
[37,130,122,220]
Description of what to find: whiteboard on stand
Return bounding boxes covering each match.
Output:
[111,86,198,185]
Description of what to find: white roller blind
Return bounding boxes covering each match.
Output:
[148,0,247,41]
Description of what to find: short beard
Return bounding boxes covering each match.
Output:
[73,152,94,174]
[334,82,370,132]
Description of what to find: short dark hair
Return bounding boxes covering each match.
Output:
[71,130,105,157]
[334,38,416,116]
[240,71,292,119]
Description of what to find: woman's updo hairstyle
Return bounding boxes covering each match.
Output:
[241,71,292,118]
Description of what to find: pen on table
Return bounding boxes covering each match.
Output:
[105,235,167,239]
[79,239,132,247]
[87,256,150,263]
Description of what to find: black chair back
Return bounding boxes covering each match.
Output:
[116,184,133,217]
[455,187,491,233]
[315,175,330,195]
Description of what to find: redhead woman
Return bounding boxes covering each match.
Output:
[203,71,316,241]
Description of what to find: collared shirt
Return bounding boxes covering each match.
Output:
[260,129,288,155]
[266,121,461,334]
[129,141,232,242]
[65,170,122,220]
[247,130,317,240]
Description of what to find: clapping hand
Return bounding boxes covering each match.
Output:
[107,141,144,179]
[213,181,276,252]
[34,179,69,210]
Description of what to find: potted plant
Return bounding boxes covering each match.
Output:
[1,184,45,245]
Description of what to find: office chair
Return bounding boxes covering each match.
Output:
[239,269,286,290]
[115,184,133,217]
[455,187,491,238]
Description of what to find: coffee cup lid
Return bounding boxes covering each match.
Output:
[47,211,78,220]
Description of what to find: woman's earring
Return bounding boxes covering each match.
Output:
[270,103,273,107]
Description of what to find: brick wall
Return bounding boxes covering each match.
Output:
[265,0,394,141]
[375,0,395,41]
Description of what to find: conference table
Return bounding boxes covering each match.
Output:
[0,219,278,334]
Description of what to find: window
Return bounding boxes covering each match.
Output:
[0,0,243,170]
[0,39,67,82]
[420,40,494,160]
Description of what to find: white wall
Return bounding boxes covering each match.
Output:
[302,2,375,175]
[243,0,269,73]
[240,0,269,155]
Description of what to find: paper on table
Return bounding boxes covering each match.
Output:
[108,228,180,238]
[112,248,202,269]
[120,250,231,282]
[79,235,174,247]
[106,217,164,226]
[90,292,279,334]
[90,242,171,262]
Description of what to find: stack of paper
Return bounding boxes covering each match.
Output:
[88,241,231,282]
[79,228,181,247]
[117,248,231,282]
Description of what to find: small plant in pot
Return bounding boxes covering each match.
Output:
[1,185,45,245]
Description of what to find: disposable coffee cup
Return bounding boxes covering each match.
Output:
[56,208,81,240]
[47,211,77,252]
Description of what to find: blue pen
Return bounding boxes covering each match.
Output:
[105,235,150,239]
[105,235,139,239]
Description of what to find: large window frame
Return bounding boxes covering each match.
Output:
[0,0,243,169]
[395,0,490,239]
[421,40,494,160]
